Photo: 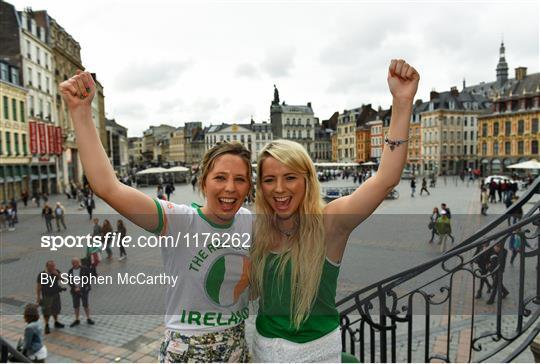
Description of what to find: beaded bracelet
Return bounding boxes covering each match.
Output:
[384,135,409,151]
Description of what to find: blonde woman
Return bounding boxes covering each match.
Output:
[60,72,254,362]
[250,59,419,362]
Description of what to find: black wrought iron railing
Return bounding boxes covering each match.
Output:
[338,177,540,363]
[0,336,30,363]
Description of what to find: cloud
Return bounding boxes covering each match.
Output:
[233,104,255,122]
[235,63,259,78]
[114,60,192,91]
[114,101,148,119]
[261,46,296,77]
[158,98,185,113]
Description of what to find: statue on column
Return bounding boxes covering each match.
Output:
[273,85,280,105]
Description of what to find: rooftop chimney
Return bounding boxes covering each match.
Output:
[450,86,459,97]
[515,67,527,81]
[430,90,439,101]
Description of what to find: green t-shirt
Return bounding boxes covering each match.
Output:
[256,252,340,343]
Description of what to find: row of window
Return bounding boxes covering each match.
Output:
[2,96,25,122]
[206,133,272,145]
[286,130,309,139]
[26,66,52,93]
[423,131,476,142]
[24,40,51,70]
[21,13,46,43]
[428,101,480,112]
[423,145,472,156]
[481,140,539,155]
[27,95,52,121]
[285,117,311,126]
[481,119,539,137]
[423,116,477,127]
[496,98,540,112]
[0,131,28,156]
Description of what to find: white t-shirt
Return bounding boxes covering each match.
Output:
[153,199,252,334]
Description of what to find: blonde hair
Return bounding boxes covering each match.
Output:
[197,141,253,197]
[250,139,326,329]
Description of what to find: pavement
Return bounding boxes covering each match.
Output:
[1,176,538,362]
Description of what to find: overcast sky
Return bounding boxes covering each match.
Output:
[8,0,540,137]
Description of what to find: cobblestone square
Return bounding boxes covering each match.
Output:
[1,178,537,362]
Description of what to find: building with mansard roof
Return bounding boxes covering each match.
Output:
[478,69,539,175]
[269,85,318,158]
[204,119,272,162]
[336,104,377,162]
[419,87,491,175]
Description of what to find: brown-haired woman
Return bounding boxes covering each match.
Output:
[22,304,47,362]
[59,73,253,362]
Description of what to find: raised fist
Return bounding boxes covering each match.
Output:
[387,59,420,101]
[59,70,96,111]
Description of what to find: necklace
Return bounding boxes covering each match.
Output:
[275,215,299,238]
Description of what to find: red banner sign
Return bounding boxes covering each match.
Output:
[47,125,54,155]
[55,127,63,155]
[29,121,38,154]
[37,123,46,155]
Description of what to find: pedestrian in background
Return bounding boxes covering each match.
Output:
[88,218,102,276]
[36,260,65,334]
[410,177,416,197]
[6,203,16,231]
[21,189,29,207]
[165,181,175,201]
[67,258,95,327]
[33,192,41,207]
[428,207,439,243]
[436,210,452,253]
[486,242,509,304]
[489,180,497,203]
[116,219,128,261]
[440,203,455,243]
[9,197,18,223]
[508,229,531,265]
[41,204,54,233]
[101,219,114,259]
[474,242,492,299]
[54,202,67,231]
[0,204,6,231]
[420,177,430,196]
[85,193,95,220]
[21,304,47,362]
[481,187,489,215]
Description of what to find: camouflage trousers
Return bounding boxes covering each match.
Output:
[159,322,249,363]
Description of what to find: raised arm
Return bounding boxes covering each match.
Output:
[59,71,158,232]
[325,60,419,258]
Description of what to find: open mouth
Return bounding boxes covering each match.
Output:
[218,197,238,211]
[273,196,292,211]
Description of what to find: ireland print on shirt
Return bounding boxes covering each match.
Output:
[204,253,250,308]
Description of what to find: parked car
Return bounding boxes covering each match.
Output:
[401,169,414,180]
[321,186,356,202]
